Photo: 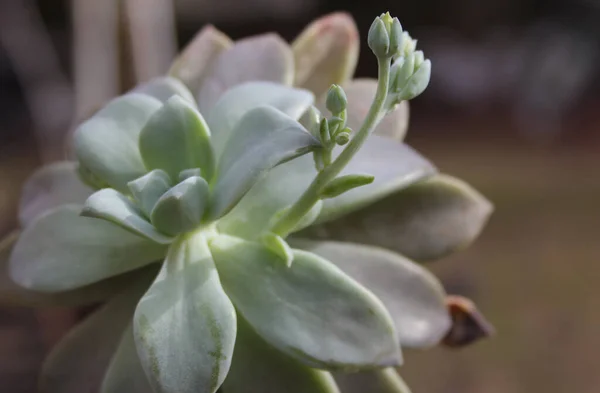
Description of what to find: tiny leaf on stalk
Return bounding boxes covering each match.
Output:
[320,174,375,199]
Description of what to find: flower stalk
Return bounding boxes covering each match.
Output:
[271,56,391,237]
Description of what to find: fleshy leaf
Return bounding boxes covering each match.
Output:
[168,25,232,93]
[223,316,340,393]
[292,240,450,348]
[101,325,153,393]
[73,93,162,193]
[207,81,314,157]
[39,276,153,393]
[19,161,93,227]
[128,169,172,216]
[0,231,157,307]
[302,174,493,262]
[292,12,359,97]
[82,188,174,244]
[134,230,236,393]
[139,95,214,181]
[334,369,412,393]
[150,176,209,236]
[338,78,410,141]
[9,205,166,292]
[209,235,401,370]
[209,106,319,219]
[196,34,294,114]
[218,136,434,239]
[133,76,197,106]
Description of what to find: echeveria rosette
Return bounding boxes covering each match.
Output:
[0,11,495,393]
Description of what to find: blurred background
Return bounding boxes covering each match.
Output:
[1,0,599,392]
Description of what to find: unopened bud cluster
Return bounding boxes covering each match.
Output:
[306,85,353,171]
[368,12,432,105]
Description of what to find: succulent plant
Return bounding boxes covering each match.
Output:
[0,12,493,393]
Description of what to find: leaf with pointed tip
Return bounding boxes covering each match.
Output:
[128,169,172,216]
[210,235,401,370]
[82,189,174,244]
[0,232,158,307]
[73,93,162,193]
[292,12,359,97]
[39,275,154,393]
[209,106,319,219]
[291,240,450,348]
[207,82,313,157]
[18,162,93,227]
[334,369,412,393]
[219,137,434,240]
[150,176,209,236]
[223,316,340,393]
[302,174,493,262]
[101,325,153,393]
[197,34,294,114]
[139,95,214,181]
[168,25,232,93]
[9,205,166,292]
[134,231,236,393]
[331,79,410,141]
[133,76,197,106]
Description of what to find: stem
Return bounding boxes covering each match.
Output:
[271,58,391,236]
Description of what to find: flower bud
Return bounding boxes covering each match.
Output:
[402,31,417,56]
[398,59,431,101]
[389,17,403,57]
[413,50,425,69]
[325,85,348,115]
[335,129,351,145]
[393,52,415,92]
[368,17,390,58]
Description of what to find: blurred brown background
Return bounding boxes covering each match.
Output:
[1,0,599,392]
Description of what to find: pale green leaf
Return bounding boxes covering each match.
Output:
[334,369,412,393]
[139,95,214,181]
[168,25,232,94]
[101,325,153,393]
[133,76,197,106]
[291,240,450,348]
[73,93,162,193]
[207,81,313,157]
[223,316,340,393]
[9,205,166,292]
[134,230,236,393]
[0,231,158,307]
[209,106,319,219]
[150,176,209,236]
[292,12,359,98]
[128,169,172,216]
[82,188,174,244]
[218,137,434,239]
[302,174,493,262]
[210,235,401,370]
[39,276,153,393]
[197,34,294,114]
[19,161,93,227]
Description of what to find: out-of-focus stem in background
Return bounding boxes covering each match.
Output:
[0,0,73,163]
[125,0,177,82]
[72,0,120,123]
